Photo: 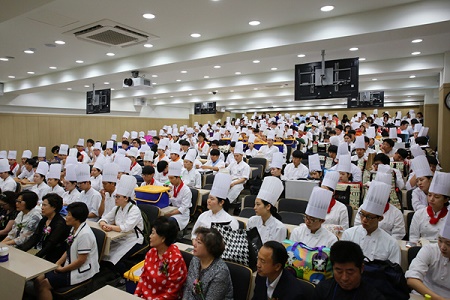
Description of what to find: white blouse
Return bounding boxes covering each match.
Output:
[409,206,447,243]
[247,215,287,243]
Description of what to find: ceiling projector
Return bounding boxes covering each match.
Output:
[123,77,152,88]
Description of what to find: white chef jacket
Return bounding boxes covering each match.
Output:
[181,168,201,189]
[104,154,114,164]
[99,202,144,265]
[10,163,19,177]
[245,148,258,158]
[247,215,287,243]
[257,145,280,171]
[140,179,163,187]
[405,244,450,298]
[225,153,236,166]
[341,225,401,264]
[66,222,100,285]
[79,150,91,164]
[169,183,192,230]
[103,190,116,216]
[62,188,80,206]
[130,162,142,176]
[154,154,170,165]
[412,188,428,211]
[192,209,239,239]
[196,141,210,157]
[154,171,169,185]
[203,159,225,175]
[17,166,34,180]
[0,175,16,192]
[354,204,406,240]
[226,160,251,202]
[282,163,309,180]
[290,223,337,248]
[409,207,447,243]
[31,182,52,202]
[207,151,225,162]
[50,184,65,197]
[79,187,102,222]
[324,200,349,229]
[90,174,103,191]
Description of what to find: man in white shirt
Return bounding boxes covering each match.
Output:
[181,149,201,189]
[76,164,102,221]
[379,138,397,158]
[201,149,225,175]
[282,150,309,180]
[257,132,280,172]
[341,181,401,264]
[99,162,119,216]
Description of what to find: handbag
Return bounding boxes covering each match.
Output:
[134,185,170,208]
[283,240,333,284]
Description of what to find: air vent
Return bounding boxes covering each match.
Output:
[65,19,159,48]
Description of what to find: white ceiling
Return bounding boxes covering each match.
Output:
[1,0,450,113]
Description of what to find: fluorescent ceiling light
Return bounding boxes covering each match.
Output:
[320,6,334,12]
[190,33,201,38]
[143,13,155,19]
[249,21,260,26]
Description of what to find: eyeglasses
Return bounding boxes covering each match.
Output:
[304,215,320,223]
[358,211,379,221]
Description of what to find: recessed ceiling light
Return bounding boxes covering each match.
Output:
[106,52,115,56]
[188,94,192,96]
[176,79,181,82]
[253,60,260,63]
[76,60,84,63]
[153,82,157,85]
[55,40,65,45]
[409,75,416,78]
[0,57,9,61]
[411,51,421,55]
[253,88,258,90]
[230,90,234,92]
[190,33,201,38]
[84,85,89,88]
[271,67,278,71]
[235,72,241,75]
[249,20,260,26]
[204,75,210,78]
[151,74,158,78]
[144,43,153,48]
[359,57,366,61]
[372,78,377,81]
[349,47,359,51]
[411,39,423,43]
[297,54,306,58]
[181,70,187,73]
[214,65,221,69]
[27,71,35,74]
[143,13,155,19]
[170,96,174,98]
[49,66,57,69]
[8,75,15,79]
[320,5,334,12]
[24,49,35,54]
[67,88,72,90]
[111,88,115,91]
[104,82,110,84]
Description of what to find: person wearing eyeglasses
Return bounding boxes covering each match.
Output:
[341,181,401,264]
[290,187,337,248]
[0,191,18,240]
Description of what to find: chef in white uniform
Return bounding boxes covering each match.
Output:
[321,170,350,230]
[100,162,119,216]
[226,142,251,204]
[47,164,65,197]
[104,140,115,164]
[353,166,405,240]
[99,175,144,268]
[245,134,258,158]
[0,159,16,192]
[165,162,192,231]
[62,164,80,206]
[341,180,401,264]
[290,187,338,248]
[282,150,309,180]
[257,131,280,172]
[247,177,286,243]
[409,171,450,243]
[76,138,91,164]
[30,162,51,202]
[7,150,19,177]
[181,149,202,189]
[406,216,450,299]
[90,159,104,192]
[192,173,239,239]
[76,164,102,221]
[410,155,433,211]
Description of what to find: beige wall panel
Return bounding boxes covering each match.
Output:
[423,104,438,150]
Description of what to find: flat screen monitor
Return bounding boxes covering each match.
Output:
[348,91,384,108]
[194,102,216,114]
[86,88,111,114]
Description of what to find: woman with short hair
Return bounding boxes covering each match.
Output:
[0,191,18,240]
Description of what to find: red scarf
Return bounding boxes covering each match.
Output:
[10,162,17,172]
[198,141,205,149]
[130,161,137,170]
[327,198,336,214]
[384,202,390,213]
[173,181,184,198]
[427,205,448,225]
[163,171,168,176]
[149,178,155,185]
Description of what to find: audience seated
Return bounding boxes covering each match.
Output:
[0,191,18,240]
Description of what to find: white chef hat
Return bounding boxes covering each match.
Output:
[0,159,9,173]
[58,145,68,156]
[170,143,181,156]
[75,163,91,182]
[308,154,322,172]
[0,151,6,159]
[322,170,339,190]
[266,131,275,140]
[172,128,179,136]
[305,187,333,220]
[234,142,244,155]
[270,152,284,169]
[36,161,49,176]
[115,174,137,198]
[365,127,376,139]
[440,215,450,239]
[257,176,284,206]
[65,156,78,167]
[351,122,360,131]
[93,158,105,172]
[374,164,392,186]
[65,164,77,182]
[93,142,102,151]
[210,173,232,199]
[248,134,256,143]
[337,154,352,174]
[410,144,425,158]
[106,141,114,150]
[131,131,138,139]
[184,149,197,163]
[139,145,150,153]
[354,136,365,149]
[286,129,294,136]
[337,143,350,157]
[429,171,450,197]
[38,146,46,158]
[148,130,157,136]
[123,131,130,139]
[102,163,119,183]
[69,148,78,158]
[411,156,433,178]
[115,148,126,159]
[7,150,17,160]
[167,161,182,177]
[23,150,33,159]
[110,134,117,141]
[418,127,429,137]
[76,139,84,147]
[47,164,61,180]
[389,128,398,139]
[186,128,194,135]
[361,180,391,216]
[413,123,422,133]
[126,147,139,158]
[329,136,340,146]
[157,139,167,150]
[139,131,145,138]
[117,156,132,173]
[144,150,154,162]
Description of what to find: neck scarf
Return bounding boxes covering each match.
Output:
[327,198,336,214]
[427,205,448,225]
[173,181,184,198]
